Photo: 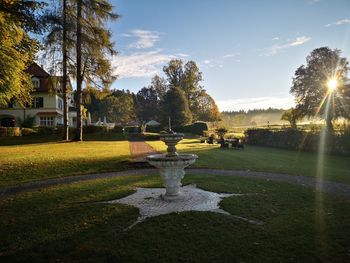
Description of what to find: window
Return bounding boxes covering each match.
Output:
[40,116,54,126]
[57,98,63,110]
[32,97,44,108]
[32,78,40,89]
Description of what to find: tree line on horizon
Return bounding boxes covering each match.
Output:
[83,59,221,128]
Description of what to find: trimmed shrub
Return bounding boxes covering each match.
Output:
[21,128,38,136]
[191,122,209,135]
[83,125,108,133]
[176,122,209,135]
[0,127,7,137]
[143,133,160,141]
[245,128,350,155]
[34,126,55,135]
[123,126,141,133]
[145,125,162,133]
[6,127,21,136]
[113,126,124,133]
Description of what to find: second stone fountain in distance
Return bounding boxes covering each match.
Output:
[146,131,198,201]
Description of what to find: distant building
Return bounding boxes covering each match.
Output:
[0,63,76,127]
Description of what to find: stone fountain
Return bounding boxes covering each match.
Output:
[146,130,198,201]
[106,125,262,230]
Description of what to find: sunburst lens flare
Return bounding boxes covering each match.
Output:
[327,78,337,92]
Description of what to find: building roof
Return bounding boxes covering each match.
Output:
[145,120,160,126]
[25,63,72,94]
[26,62,50,77]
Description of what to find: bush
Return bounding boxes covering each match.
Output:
[54,126,76,137]
[143,133,160,141]
[123,126,141,133]
[33,126,55,135]
[191,122,209,135]
[83,125,108,133]
[0,127,7,137]
[145,125,162,133]
[19,115,36,128]
[113,126,124,133]
[176,122,209,135]
[7,127,21,136]
[21,128,38,136]
[244,128,350,155]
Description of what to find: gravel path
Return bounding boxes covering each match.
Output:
[1,168,350,199]
[129,141,158,161]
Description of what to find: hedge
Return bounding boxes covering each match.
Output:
[0,127,21,137]
[145,125,162,133]
[244,128,350,155]
[177,122,209,135]
[83,125,108,133]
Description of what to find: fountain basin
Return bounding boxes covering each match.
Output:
[147,153,198,200]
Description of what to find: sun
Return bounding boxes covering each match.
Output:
[327,78,338,92]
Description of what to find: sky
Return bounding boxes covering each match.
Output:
[108,0,350,111]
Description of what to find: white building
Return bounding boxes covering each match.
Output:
[0,63,76,127]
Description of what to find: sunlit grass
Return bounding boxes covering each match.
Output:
[0,137,131,187]
[147,139,350,184]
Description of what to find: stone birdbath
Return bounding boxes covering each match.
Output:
[146,131,198,200]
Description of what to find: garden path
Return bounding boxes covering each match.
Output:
[1,168,350,199]
[129,140,158,161]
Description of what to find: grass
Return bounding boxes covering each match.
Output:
[0,133,130,187]
[147,139,350,184]
[0,174,349,262]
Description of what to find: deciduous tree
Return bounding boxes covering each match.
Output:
[290,47,350,130]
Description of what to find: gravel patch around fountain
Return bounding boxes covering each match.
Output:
[104,184,263,230]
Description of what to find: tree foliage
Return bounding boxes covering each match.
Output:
[135,87,159,122]
[162,59,220,122]
[281,108,301,129]
[194,90,221,121]
[0,0,44,106]
[290,47,350,129]
[162,87,192,128]
[98,91,135,124]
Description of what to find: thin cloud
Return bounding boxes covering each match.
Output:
[123,29,161,49]
[263,36,311,56]
[222,52,240,58]
[203,60,212,64]
[112,50,175,79]
[176,53,190,58]
[325,19,350,28]
[217,96,294,111]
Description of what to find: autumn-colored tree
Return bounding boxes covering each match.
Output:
[0,0,44,106]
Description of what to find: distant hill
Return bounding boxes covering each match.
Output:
[220,108,287,127]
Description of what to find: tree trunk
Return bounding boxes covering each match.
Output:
[62,0,69,141]
[75,0,83,141]
[326,116,334,132]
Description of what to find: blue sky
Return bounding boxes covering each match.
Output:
[109,0,350,111]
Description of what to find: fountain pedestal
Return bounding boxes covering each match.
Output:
[147,133,197,200]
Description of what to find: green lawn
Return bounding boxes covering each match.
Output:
[0,134,130,187]
[1,174,349,262]
[147,139,350,184]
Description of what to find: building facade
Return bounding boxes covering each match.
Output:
[0,63,76,127]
